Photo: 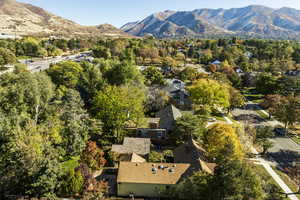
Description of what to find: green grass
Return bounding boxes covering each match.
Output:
[17,56,32,60]
[272,167,300,198]
[61,156,80,172]
[256,110,269,120]
[252,164,283,190]
[252,99,264,104]
[291,135,300,145]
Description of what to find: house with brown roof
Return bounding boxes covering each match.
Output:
[174,139,216,175]
[112,137,151,158]
[119,152,146,163]
[117,162,190,198]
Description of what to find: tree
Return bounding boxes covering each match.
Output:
[0,71,55,123]
[92,85,145,142]
[0,119,62,197]
[142,66,165,85]
[229,87,246,111]
[174,113,206,144]
[145,89,169,116]
[104,61,144,86]
[204,123,244,160]
[211,148,264,200]
[149,151,165,163]
[255,126,274,154]
[0,47,16,66]
[188,79,230,112]
[256,73,278,95]
[180,67,199,82]
[60,89,90,156]
[270,95,300,130]
[167,172,212,200]
[77,62,105,108]
[60,169,84,196]
[47,61,83,88]
[92,46,111,59]
[81,141,106,170]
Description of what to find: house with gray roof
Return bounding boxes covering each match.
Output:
[156,105,182,131]
[112,137,151,157]
[174,139,216,175]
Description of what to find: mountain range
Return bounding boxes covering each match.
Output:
[0,0,126,37]
[121,5,300,39]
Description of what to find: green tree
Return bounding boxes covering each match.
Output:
[92,46,111,59]
[255,126,274,154]
[188,79,230,112]
[149,151,165,163]
[167,172,212,200]
[0,47,16,66]
[60,169,84,195]
[60,89,90,156]
[229,87,246,111]
[0,71,55,123]
[180,67,199,82]
[104,61,144,86]
[142,66,165,85]
[256,73,278,95]
[211,147,264,200]
[92,85,145,142]
[47,61,83,88]
[174,113,206,144]
[270,95,300,130]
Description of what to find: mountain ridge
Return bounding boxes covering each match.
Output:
[122,5,300,39]
[0,0,127,37]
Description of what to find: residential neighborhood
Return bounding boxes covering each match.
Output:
[0,4,300,199]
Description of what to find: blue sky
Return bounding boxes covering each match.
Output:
[18,0,300,28]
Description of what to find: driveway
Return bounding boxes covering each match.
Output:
[268,136,300,167]
[232,101,300,166]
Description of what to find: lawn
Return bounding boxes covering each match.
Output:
[252,164,282,189]
[291,125,300,135]
[256,110,269,120]
[61,156,80,172]
[291,135,300,145]
[272,167,300,198]
[290,125,300,145]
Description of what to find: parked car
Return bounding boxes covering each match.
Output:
[207,117,217,122]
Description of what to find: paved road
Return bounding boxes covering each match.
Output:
[0,51,92,75]
[232,101,300,166]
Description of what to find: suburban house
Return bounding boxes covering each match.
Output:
[117,162,191,198]
[112,137,151,159]
[211,60,221,65]
[137,118,167,143]
[285,70,300,77]
[174,139,216,175]
[156,104,182,131]
[162,79,190,107]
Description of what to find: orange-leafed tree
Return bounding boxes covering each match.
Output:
[81,141,106,170]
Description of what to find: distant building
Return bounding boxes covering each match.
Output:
[117,162,190,198]
[161,79,190,108]
[112,137,151,157]
[211,60,221,65]
[285,70,300,77]
[156,105,182,131]
[244,51,253,58]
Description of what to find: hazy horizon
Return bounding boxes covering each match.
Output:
[17,0,300,28]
